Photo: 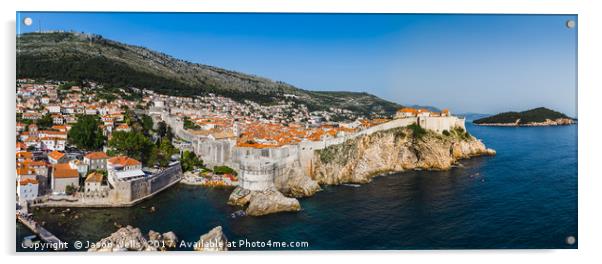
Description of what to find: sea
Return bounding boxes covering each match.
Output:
[16,123,578,251]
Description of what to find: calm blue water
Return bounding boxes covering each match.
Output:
[17,123,577,250]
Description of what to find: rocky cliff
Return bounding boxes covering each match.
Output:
[274,164,321,197]
[227,124,494,216]
[311,125,495,185]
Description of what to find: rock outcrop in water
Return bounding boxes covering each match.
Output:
[228,187,301,216]
[88,226,179,252]
[194,226,228,251]
[311,126,495,185]
[88,226,152,251]
[161,231,179,249]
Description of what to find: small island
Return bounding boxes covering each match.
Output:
[473,107,575,126]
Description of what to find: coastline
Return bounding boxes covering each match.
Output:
[225,124,497,216]
[474,122,576,127]
[473,117,576,127]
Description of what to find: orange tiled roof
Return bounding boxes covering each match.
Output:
[85,172,104,183]
[22,159,46,167]
[108,156,141,167]
[51,125,67,131]
[85,151,109,160]
[16,151,33,159]
[40,130,67,136]
[48,150,65,160]
[398,108,418,113]
[236,122,310,148]
[16,167,36,175]
[16,142,26,149]
[53,163,79,178]
[19,178,38,186]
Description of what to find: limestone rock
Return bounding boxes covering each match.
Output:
[228,187,301,216]
[161,231,179,249]
[245,189,301,216]
[227,186,252,206]
[194,226,228,251]
[274,165,321,198]
[88,225,155,252]
[88,226,178,252]
[148,230,162,242]
[312,126,496,185]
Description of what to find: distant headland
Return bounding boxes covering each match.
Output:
[473,107,575,127]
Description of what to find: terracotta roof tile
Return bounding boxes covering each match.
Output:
[53,163,79,178]
[108,156,141,167]
[85,172,104,183]
[19,178,38,185]
[48,150,65,160]
[85,151,109,160]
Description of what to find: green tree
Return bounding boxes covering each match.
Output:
[141,114,154,132]
[181,150,204,172]
[157,139,178,167]
[68,115,105,150]
[65,184,77,195]
[36,113,54,129]
[183,116,200,130]
[108,131,155,165]
[157,121,167,138]
[408,123,427,139]
[213,165,237,176]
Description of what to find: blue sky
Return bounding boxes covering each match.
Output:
[16,12,577,116]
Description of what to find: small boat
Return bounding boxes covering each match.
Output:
[343,183,361,188]
[230,210,246,219]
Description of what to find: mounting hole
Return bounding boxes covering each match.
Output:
[23,17,32,26]
[566,235,576,245]
[566,20,576,29]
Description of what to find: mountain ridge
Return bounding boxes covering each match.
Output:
[17,31,403,116]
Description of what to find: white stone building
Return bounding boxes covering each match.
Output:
[17,178,39,201]
[107,156,145,186]
[51,163,80,193]
[85,171,104,193]
[83,151,109,171]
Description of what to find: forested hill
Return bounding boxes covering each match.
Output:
[473,107,572,124]
[17,32,402,115]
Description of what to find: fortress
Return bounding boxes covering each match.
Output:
[151,108,465,192]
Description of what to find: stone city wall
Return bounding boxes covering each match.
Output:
[109,164,182,204]
[156,110,464,192]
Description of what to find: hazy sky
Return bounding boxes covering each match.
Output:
[17,12,577,116]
